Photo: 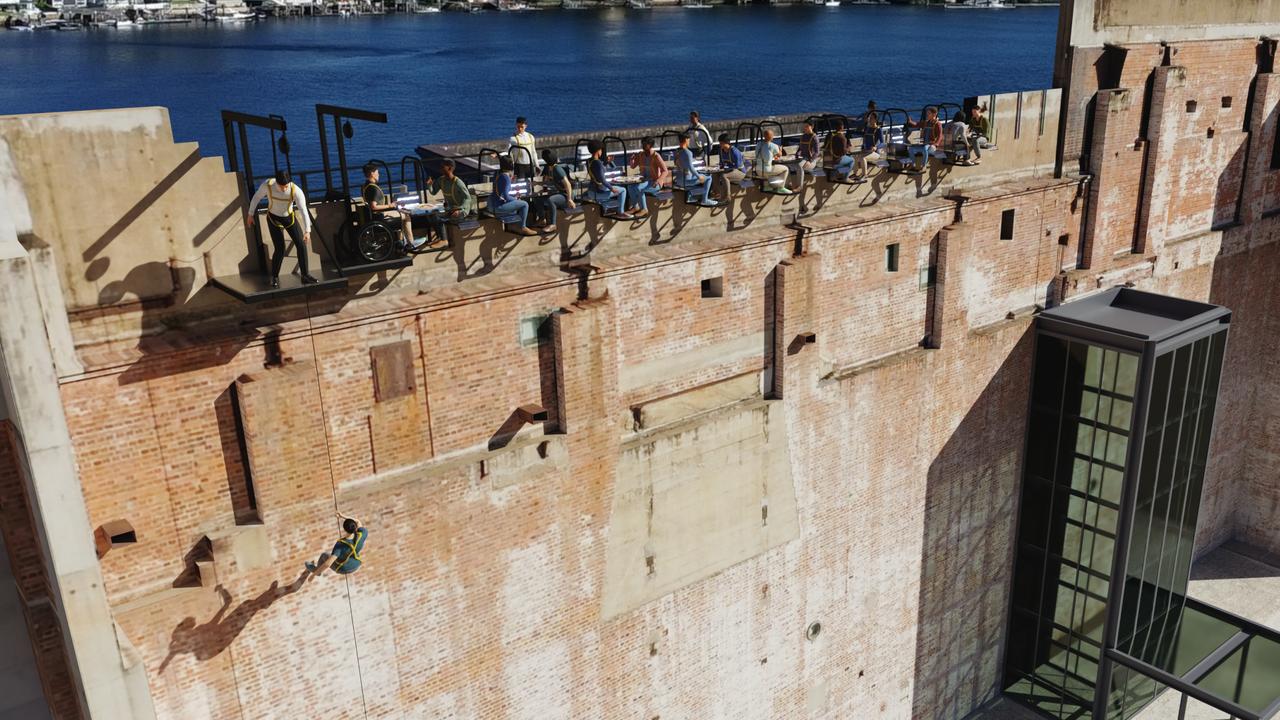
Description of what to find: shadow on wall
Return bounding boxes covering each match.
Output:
[159,576,307,674]
[909,328,1035,720]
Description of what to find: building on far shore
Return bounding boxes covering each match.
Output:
[0,0,1279,718]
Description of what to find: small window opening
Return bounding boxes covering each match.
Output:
[1058,234,1071,247]
[700,276,723,298]
[518,315,545,348]
[806,622,823,641]
[1207,127,1215,139]
[1001,209,1016,240]
[885,243,900,272]
[94,519,136,558]
[1185,100,1198,113]
[1221,96,1233,109]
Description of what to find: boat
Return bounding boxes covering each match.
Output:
[945,0,1014,8]
[681,0,710,8]
[562,0,588,9]
[213,10,257,20]
[824,0,840,6]
[627,0,649,8]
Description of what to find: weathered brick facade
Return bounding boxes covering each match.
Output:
[1,6,1279,719]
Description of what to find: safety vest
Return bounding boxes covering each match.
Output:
[266,181,297,227]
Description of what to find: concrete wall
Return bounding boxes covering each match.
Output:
[1063,0,1280,46]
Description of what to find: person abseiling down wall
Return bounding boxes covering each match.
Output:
[246,170,318,288]
[305,518,369,576]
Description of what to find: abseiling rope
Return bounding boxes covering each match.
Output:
[305,293,372,719]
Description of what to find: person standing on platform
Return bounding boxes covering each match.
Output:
[509,117,539,180]
[688,111,711,156]
[246,170,317,288]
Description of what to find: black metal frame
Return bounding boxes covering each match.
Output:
[316,103,389,201]
[221,109,292,273]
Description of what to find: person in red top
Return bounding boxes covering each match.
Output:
[904,106,943,174]
[629,136,672,204]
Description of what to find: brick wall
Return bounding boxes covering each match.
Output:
[14,32,1280,720]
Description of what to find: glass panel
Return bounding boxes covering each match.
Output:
[1007,337,1143,718]
[1196,635,1280,714]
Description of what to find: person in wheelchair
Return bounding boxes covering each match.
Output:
[361,163,419,251]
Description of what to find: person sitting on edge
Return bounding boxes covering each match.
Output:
[629,136,671,200]
[674,133,718,207]
[361,162,418,251]
[586,140,632,220]
[861,101,881,154]
[852,124,884,182]
[489,156,537,236]
[792,120,820,190]
[509,116,539,179]
[424,159,473,243]
[947,109,980,165]
[754,129,792,194]
[823,121,854,180]
[715,133,747,199]
[969,104,992,152]
[904,106,943,174]
[533,148,574,233]
[687,110,711,155]
[305,518,368,576]
[246,169,317,288]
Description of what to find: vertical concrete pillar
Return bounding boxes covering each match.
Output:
[0,194,156,716]
[765,254,819,400]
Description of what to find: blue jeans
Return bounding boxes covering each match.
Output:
[834,155,855,178]
[676,173,714,203]
[490,198,529,228]
[907,144,933,168]
[588,186,625,212]
[626,181,649,212]
[534,193,566,225]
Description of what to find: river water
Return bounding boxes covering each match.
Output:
[0,5,1057,170]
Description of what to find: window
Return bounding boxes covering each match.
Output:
[1221,96,1233,109]
[885,243,899,272]
[701,276,723,298]
[1185,100,1198,113]
[94,519,136,558]
[1001,209,1016,240]
[1058,234,1071,246]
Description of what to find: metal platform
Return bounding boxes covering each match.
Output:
[209,271,348,303]
[334,255,415,277]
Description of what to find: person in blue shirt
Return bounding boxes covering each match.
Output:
[585,140,632,220]
[488,157,536,236]
[306,518,368,576]
[715,133,747,200]
[673,133,718,207]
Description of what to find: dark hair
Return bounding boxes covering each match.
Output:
[717,133,730,144]
[690,110,700,120]
[342,518,358,534]
[678,133,690,145]
[516,116,527,125]
[953,109,967,123]
[641,136,654,148]
[833,121,845,131]
[362,162,378,178]
[867,100,877,110]
[925,105,938,116]
[541,148,556,165]
[587,140,602,155]
[499,156,514,172]
[274,170,291,185]
[441,158,456,170]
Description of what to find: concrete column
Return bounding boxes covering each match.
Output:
[0,142,156,720]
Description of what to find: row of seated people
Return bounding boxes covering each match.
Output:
[361,105,994,248]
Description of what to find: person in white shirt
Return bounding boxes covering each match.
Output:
[246,170,316,287]
[509,116,539,180]
[687,110,711,155]
[947,110,981,166]
[754,129,792,194]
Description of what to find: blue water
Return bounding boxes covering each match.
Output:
[0,5,1056,170]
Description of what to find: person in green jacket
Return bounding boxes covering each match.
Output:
[424,159,474,245]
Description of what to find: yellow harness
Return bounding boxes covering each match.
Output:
[334,529,365,570]
[267,181,297,228]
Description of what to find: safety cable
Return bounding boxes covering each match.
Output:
[304,291,372,719]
